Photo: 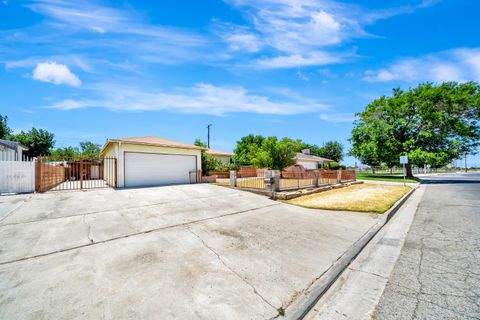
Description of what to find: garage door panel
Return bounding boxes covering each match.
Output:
[297,160,317,170]
[125,153,196,187]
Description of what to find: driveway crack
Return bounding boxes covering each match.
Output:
[83,214,93,243]
[186,227,278,313]
[0,194,33,224]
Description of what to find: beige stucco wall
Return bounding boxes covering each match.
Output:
[213,155,231,165]
[103,142,202,188]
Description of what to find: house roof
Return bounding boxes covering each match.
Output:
[295,152,334,163]
[206,148,233,156]
[101,136,205,154]
[0,139,28,151]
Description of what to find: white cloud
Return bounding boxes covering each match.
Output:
[363,48,480,83]
[220,0,433,68]
[32,61,81,86]
[297,69,310,81]
[257,51,343,69]
[48,83,327,115]
[14,0,211,68]
[27,0,205,43]
[319,112,356,123]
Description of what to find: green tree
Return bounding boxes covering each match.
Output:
[201,151,221,175]
[0,114,12,139]
[51,146,79,157]
[233,134,265,165]
[318,141,344,162]
[79,141,101,158]
[350,82,480,177]
[8,128,55,157]
[194,138,207,148]
[193,138,220,175]
[252,137,296,171]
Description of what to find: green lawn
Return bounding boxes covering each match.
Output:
[356,172,418,183]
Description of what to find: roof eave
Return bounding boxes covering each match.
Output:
[101,139,205,155]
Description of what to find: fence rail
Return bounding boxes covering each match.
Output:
[231,167,356,193]
[235,168,266,189]
[36,156,117,192]
[279,178,315,190]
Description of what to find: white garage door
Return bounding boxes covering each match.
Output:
[125,152,197,187]
[297,160,318,170]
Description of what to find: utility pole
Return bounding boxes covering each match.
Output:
[465,152,467,173]
[206,124,212,149]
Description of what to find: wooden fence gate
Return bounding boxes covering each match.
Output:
[36,156,117,192]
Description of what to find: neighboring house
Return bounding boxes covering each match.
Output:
[206,148,233,164]
[100,136,204,188]
[294,149,334,170]
[0,139,29,161]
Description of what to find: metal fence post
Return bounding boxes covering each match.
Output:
[230,170,237,187]
[80,158,83,189]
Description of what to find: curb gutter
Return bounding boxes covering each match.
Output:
[284,185,419,320]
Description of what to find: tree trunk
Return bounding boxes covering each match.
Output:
[372,167,376,174]
[406,163,414,178]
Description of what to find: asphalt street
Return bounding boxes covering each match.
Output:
[376,173,480,319]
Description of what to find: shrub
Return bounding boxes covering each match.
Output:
[329,161,340,170]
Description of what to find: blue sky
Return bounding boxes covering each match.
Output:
[1,0,480,166]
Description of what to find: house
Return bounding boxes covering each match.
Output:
[100,136,204,188]
[294,149,334,170]
[0,139,29,161]
[206,148,233,164]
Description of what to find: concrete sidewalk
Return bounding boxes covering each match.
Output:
[0,184,380,319]
[304,185,425,319]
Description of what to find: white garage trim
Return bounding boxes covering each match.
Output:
[124,151,198,188]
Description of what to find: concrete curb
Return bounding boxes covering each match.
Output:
[285,185,419,320]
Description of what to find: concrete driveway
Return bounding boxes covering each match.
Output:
[0,184,380,319]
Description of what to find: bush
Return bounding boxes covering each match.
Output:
[329,161,340,170]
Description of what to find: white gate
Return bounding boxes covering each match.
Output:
[0,159,35,194]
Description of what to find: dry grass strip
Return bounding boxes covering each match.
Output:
[286,183,411,213]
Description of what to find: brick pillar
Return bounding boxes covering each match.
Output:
[313,169,319,187]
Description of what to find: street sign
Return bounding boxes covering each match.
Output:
[400,155,408,164]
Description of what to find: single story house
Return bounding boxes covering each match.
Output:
[294,149,334,170]
[206,148,233,164]
[0,139,29,161]
[100,136,204,188]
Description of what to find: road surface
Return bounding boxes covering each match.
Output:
[376,173,480,319]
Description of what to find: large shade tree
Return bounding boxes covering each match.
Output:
[252,137,296,171]
[318,141,344,162]
[8,127,55,157]
[233,134,266,166]
[350,82,480,176]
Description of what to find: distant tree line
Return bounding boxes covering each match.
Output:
[0,114,101,158]
[195,135,344,174]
